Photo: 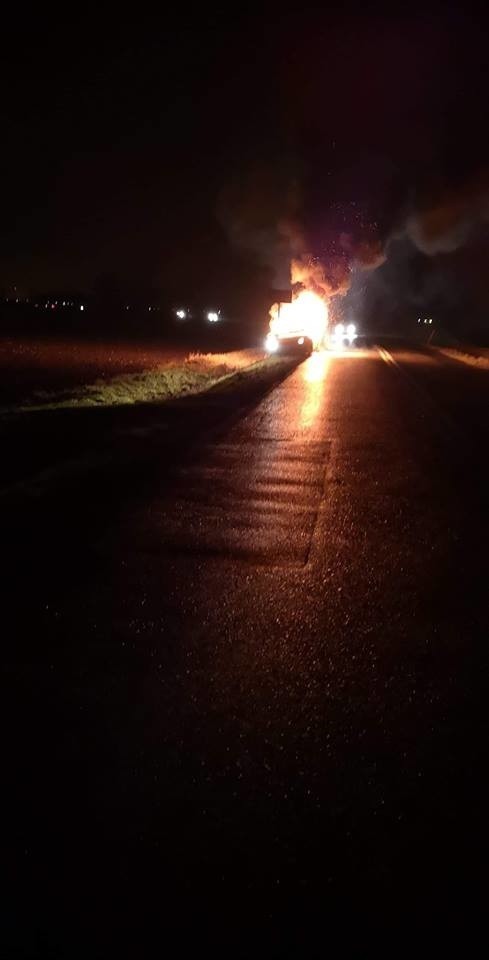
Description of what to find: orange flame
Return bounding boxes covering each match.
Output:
[269,289,328,348]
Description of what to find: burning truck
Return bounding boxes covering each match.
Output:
[265,290,327,354]
[265,288,357,353]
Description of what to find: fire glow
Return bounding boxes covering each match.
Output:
[269,289,329,350]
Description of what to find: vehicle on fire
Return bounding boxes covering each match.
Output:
[265,290,328,353]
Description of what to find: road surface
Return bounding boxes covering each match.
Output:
[3,344,488,954]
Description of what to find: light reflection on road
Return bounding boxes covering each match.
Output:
[300,350,331,428]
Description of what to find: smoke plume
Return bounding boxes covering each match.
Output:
[217,163,304,289]
[406,170,489,255]
[217,157,392,302]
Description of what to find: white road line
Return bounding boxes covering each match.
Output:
[376,344,462,441]
[377,345,398,368]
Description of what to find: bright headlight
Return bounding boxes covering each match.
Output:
[265,332,279,352]
[347,323,356,336]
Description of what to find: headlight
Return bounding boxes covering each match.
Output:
[265,332,279,352]
[347,323,356,336]
[207,311,219,323]
[335,323,344,335]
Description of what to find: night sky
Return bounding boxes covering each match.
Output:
[2,9,489,332]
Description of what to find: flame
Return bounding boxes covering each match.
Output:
[269,289,328,349]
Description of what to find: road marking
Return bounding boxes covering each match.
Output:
[377,345,398,368]
[376,345,462,441]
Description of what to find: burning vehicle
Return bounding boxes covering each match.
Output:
[265,257,360,354]
[265,290,328,354]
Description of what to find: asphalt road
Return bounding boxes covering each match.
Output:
[3,344,489,955]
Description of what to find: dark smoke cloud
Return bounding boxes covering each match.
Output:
[343,225,489,341]
[217,162,304,289]
[219,153,489,340]
[338,166,489,339]
[406,170,489,255]
[218,159,390,307]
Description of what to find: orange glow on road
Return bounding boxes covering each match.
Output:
[300,350,331,428]
[303,349,330,383]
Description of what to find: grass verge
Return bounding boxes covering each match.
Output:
[434,346,489,370]
[2,349,277,415]
[0,349,297,504]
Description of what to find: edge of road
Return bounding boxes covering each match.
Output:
[0,352,301,513]
[431,344,489,369]
[376,344,464,441]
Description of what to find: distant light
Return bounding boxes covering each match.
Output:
[148,306,152,311]
[429,318,433,324]
[51,304,55,309]
[176,309,186,319]
[298,336,305,345]
[207,311,219,323]
[80,304,84,311]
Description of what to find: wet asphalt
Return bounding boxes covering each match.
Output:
[3,345,489,955]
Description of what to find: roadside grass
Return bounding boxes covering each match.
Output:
[1,349,282,414]
[0,348,296,502]
[434,346,489,370]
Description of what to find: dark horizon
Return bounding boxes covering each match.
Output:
[2,10,489,334]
